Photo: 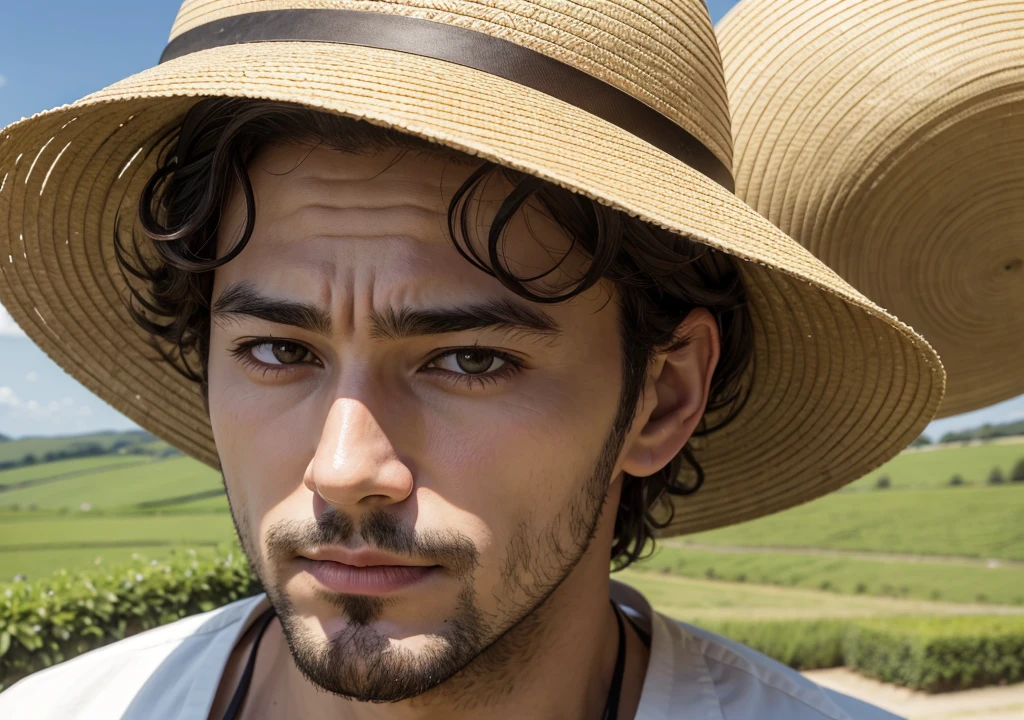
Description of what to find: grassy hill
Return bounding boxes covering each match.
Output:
[937,419,1024,444]
[0,456,220,511]
[0,455,148,489]
[682,485,1024,560]
[0,451,230,581]
[634,546,1024,606]
[0,430,175,464]
[848,441,1024,490]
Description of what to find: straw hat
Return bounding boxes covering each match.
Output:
[0,0,944,534]
[718,0,1024,418]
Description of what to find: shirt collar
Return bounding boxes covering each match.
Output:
[611,579,725,720]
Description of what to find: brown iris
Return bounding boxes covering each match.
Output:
[454,349,497,374]
[270,341,308,364]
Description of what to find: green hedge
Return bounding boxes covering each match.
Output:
[3,550,1023,694]
[689,619,848,670]
[697,616,1024,693]
[843,616,1024,692]
[0,546,260,691]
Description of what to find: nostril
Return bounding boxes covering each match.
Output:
[1004,258,1022,272]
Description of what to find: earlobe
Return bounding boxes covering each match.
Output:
[620,308,721,478]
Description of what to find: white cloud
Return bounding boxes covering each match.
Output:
[25,371,38,383]
[0,387,20,407]
[0,74,6,89]
[0,387,87,425]
[0,305,25,337]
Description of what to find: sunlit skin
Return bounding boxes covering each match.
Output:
[204,143,720,720]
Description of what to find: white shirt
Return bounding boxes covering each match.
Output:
[0,580,902,719]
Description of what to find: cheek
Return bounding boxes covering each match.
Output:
[206,338,320,522]
[419,382,606,561]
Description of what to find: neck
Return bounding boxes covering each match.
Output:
[244,551,648,720]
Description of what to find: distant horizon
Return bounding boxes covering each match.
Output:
[1,408,1022,445]
[0,427,153,442]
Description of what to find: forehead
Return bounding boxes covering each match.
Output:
[215,143,588,306]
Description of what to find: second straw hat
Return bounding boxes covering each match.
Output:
[718,0,1024,417]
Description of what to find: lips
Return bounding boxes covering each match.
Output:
[295,546,440,596]
[296,556,439,595]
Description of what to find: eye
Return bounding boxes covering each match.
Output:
[250,340,316,365]
[429,348,508,375]
[422,347,524,390]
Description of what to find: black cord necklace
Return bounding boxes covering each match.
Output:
[222,602,629,720]
[602,601,629,720]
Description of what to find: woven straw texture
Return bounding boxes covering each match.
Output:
[719,0,1024,418]
[0,0,944,534]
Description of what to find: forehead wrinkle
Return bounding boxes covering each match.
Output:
[276,199,448,220]
[272,149,479,195]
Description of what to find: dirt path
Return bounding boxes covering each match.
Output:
[804,669,1024,720]
[662,540,1024,569]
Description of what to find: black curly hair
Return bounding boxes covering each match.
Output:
[116,98,753,570]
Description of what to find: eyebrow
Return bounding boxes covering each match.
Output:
[212,281,562,342]
[213,282,332,336]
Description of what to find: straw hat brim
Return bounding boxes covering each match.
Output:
[718,0,1024,418]
[0,42,945,534]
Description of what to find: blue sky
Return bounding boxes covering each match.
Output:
[1,1,1022,438]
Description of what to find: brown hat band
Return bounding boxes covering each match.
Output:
[159,8,734,191]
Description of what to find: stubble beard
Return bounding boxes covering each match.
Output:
[225,414,626,707]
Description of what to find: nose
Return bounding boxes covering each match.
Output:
[303,397,414,511]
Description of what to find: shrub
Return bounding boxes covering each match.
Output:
[988,467,1006,486]
[948,474,966,487]
[875,475,891,490]
[6,549,1024,695]
[843,616,1024,693]
[1012,458,1024,483]
[0,546,260,691]
[692,619,848,671]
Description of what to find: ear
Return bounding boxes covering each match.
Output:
[619,308,721,478]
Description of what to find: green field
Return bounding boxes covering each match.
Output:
[0,431,168,464]
[848,441,1024,490]
[635,546,1024,606]
[0,546,222,582]
[615,570,1024,621]
[149,492,231,513]
[1,513,236,547]
[0,513,236,581]
[0,455,149,488]
[684,485,1024,560]
[0,457,221,511]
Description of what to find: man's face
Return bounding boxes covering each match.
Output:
[206,143,635,702]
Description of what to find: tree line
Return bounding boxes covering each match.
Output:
[0,440,179,472]
[875,458,1024,489]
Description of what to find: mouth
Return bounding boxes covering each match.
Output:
[295,550,441,595]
